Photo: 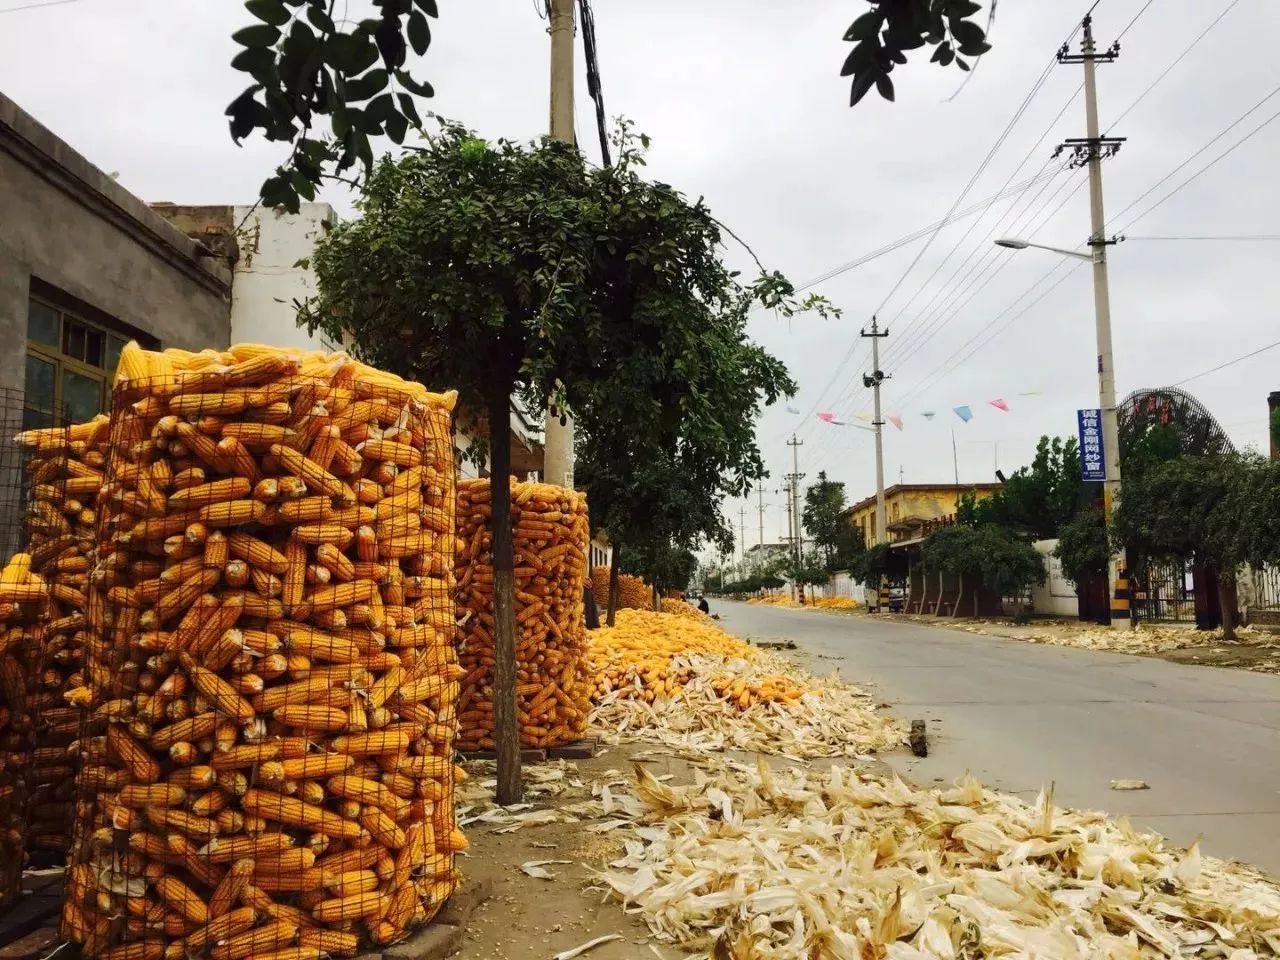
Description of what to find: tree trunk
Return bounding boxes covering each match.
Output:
[1218,573,1237,641]
[933,568,943,616]
[606,545,620,627]
[652,583,660,612]
[973,578,978,618]
[488,388,521,806]
[953,572,963,618]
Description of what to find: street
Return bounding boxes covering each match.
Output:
[717,601,1280,874]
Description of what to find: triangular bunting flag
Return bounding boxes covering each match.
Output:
[953,405,973,423]
[989,398,1009,412]
[888,415,903,431]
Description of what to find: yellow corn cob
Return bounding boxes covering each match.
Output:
[241,789,363,839]
[182,904,256,951]
[107,725,161,783]
[199,832,295,863]
[117,784,187,808]
[290,524,355,548]
[279,754,354,781]
[273,705,349,731]
[210,743,281,769]
[199,500,265,527]
[270,444,354,503]
[183,656,255,724]
[208,919,300,960]
[226,533,290,573]
[168,477,252,512]
[154,875,210,926]
[311,891,384,924]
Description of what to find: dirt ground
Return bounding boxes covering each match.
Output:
[456,747,695,960]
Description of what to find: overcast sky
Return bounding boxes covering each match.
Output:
[2,0,1277,550]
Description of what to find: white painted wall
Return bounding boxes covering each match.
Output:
[230,203,341,352]
[1031,538,1080,617]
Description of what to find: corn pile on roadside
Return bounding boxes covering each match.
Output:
[0,552,46,905]
[658,598,711,622]
[16,414,110,863]
[811,596,860,611]
[59,342,467,958]
[590,566,650,611]
[455,481,593,750]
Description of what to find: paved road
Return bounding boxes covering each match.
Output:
[716,601,1280,873]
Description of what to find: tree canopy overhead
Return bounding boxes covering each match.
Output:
[228,2,994,208]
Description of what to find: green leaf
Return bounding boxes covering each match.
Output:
[956,56,970,71]
[244,0,290,26]
[395,69,435,98]
[875,72,895,102]
[325,34,379,74]
[231,45,276,83]
[305,4,335,33]
[845,11,882,42]
[384,110,409,145]
[375,15,406,69]
[260,174,298,211]
[407,10,431,55]
[951,20,986,48]
[397,91,422,128]
[345,68,389,101]
[849,67,877,106]
[946,0,982,16]
[413,0,439,15]
[232,23,281,47]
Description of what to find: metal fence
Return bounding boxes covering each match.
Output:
[1130,558,1196,623]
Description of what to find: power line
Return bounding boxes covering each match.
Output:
[0,0,82,12]
[1171,339,1280,387]
[1105,0,1241,134]
[1110,81,1280,227]
[576,0,610,167]
[1127,234,1280,241]
[1114,0,1157,41]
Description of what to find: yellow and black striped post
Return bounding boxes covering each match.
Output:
[1111,567,1131,621]
[878,574,890,612]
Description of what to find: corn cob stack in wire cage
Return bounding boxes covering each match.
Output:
[52,342,468,960]
[454,480,593,751]
[0,550,49,906]
[17,414,110,865]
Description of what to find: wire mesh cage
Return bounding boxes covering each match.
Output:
[455,480,592,750]
[14,413,108,867]
[60,345,465,958]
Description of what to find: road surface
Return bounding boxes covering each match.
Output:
[716,601,1280,874]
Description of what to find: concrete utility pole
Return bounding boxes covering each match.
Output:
[738,507,747,563]
[756,486,766,551]
[1057,15,1129,626]
[542,0,576,488]
[786,435,806,602]
[861,318,890,545]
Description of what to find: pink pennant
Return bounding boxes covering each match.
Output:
[888,415,903,431]
[817,412,835,423]
[989,398,1009,412]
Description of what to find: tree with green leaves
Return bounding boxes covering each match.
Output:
[784,550,831,605]
[1110,454,1273,640]
[802,471,856,571]
[302,120,817,799]
[1053,505,1109,592]
[978,526,1046,615]
[619,541,697,608]
[228,1,992,209]
[971,436,1082,540]
[921,524,982,616]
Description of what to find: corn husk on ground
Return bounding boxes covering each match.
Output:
[601,758,1280,959]
[591,566,650,611]
[588,610,903,758]
[811,595,861,611]
[455,481,592,750]
[0,552,47,905]
[59,342,467,958]
[16,414,110,863]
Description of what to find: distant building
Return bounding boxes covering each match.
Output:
[843,483,1001,546]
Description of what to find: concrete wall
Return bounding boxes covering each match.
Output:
[1030,538,1079,617]
[230,204,340,353]
[0,92,231,395]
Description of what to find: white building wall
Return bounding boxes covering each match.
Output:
[230,203,340,352]
[1031,538,1080,617]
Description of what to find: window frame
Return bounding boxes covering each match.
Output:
[24,281,157,425]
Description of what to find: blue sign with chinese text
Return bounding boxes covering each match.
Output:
[1077,408,1106,482]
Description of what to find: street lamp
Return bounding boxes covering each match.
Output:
[995,234,1128,629]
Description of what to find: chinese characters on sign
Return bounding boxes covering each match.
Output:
[1077,408,1106,482]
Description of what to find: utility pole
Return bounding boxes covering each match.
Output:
[786,435,805,603]
[756,486,766,551]
[738,507,747,564]
[1057,15,1129,627]
[542,0,576,489]
[861,318,890,545]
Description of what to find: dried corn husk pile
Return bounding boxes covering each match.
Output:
[589,610,903,758]
[0,552,46,905]
[61,342,467,958]
[747,594,799,607]
[16,414,110,863]
[1002,621,1257,655]
[602,758,1280,959]
[455,480,593,750]
[658,598,709,622]
[591,566,650,611]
